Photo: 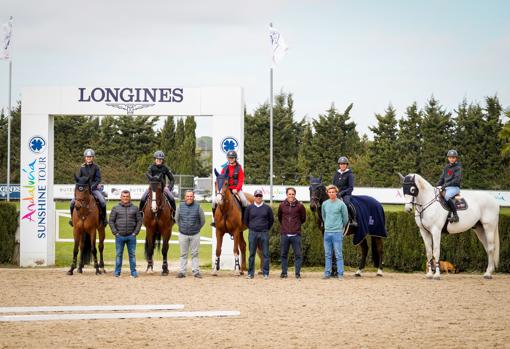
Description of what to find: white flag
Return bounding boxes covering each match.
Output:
[1,16,13,60]
[269,24,288,65]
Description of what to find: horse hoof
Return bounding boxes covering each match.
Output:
[77,269,83,274]
[211,270,218,276]
[426,273,433,279]
[433,274,441,280]
[96,270,102,275]
[67,270,73,276]
[484,274,493,280]
[240,271,244,275]
[102,269,106,274]
[161,271,169,276]
[234,270,241,276]
[354,270,362,277]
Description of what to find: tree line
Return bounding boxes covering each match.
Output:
[1,94,509,189]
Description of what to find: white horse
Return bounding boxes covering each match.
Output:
[399,173,500,279]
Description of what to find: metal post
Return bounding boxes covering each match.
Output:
[6,60,11,201]
[269,67,273,205]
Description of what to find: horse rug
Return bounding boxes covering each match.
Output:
[349,195,387,245]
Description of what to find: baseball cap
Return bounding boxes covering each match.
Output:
[254,189,263,197]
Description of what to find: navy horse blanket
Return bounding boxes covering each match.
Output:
[349,195,387,245]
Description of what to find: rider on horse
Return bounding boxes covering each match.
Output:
[332,156,357,227]
[211,150,248,227]
[437,149,462,223]
[139,150,176,216]
[69,148,107,227]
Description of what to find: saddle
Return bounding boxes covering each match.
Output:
[230,190,246,220]
[439,193,468,211]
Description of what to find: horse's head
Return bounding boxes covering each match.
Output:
[399,173,420,213]
[309,175,325,213]
[146,173,163,213]
[214,168,229,205]
[74,174,91,211]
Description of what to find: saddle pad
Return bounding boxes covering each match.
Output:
[440,197,468,211]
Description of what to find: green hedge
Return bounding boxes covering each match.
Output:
[268,206,510,273]
[0,202,18,263]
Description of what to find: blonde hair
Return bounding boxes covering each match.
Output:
[326,185,338,193]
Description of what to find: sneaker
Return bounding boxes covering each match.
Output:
[280,273,288,279]
[295,274,301,279]
[193,273,202,279]
[176,272,186,278]
[337,275,344,280]
[246,274,254,279]
[131,272,138,278]
[114,273,120,278]
[263,275,269,280]
[322,275,331,280]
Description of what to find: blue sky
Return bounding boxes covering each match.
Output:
[1,0,509,137]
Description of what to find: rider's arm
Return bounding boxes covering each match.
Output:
[340,173,354,196]
[165,168,175,189]
[91,166,101,191]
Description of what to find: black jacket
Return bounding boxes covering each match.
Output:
[244,204,274,232]
[437,161,462,187]
[109,202,143,236]
[79,163,101,191]
[332,169,354,197]
[148,164,175,189]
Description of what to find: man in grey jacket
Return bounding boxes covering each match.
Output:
[109,190,142,277]
[176,190,205,278]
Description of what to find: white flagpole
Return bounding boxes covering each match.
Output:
[269,67,273,205]
[7,59,11,201]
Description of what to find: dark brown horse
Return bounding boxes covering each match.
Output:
[309,176,385,277]
[142,173,174,275]
[67,175,105,275]
[211,169,254,276]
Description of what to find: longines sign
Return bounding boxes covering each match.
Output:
[78,87,184,103]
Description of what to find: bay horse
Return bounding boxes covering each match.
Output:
[211,168,254,276]
[143,173,174,275]
[399,173,500,279]
[309,176,385,277]
[67,175,105,275]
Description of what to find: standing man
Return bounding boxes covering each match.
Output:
[321,185,349,280]
[244,189,274,279]
[278,187,306,279]
[109,190,142,278]
[176,190,206,278]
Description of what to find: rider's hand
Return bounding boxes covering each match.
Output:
[232,189,238,194]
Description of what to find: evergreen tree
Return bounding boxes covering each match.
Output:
[396,102,423,176]
[310,103,360,181]
[173,118,186,173]
[180,116,197,175]
[420,97,454,182]
[296,122,313,185]
[368,105,399,186]
[481,96,504,188]
[159,117,176,164]
[350,134,371,186]
[244,104,270,184]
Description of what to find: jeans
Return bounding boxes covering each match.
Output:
[280,234,302,276]
[324,232,344,277]
[115,234,137,276]
[444,186,460,200]
[248,230,269,276]
[179,233,200,274]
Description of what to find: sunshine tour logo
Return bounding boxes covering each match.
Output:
[21,155,48,239]
[78,87,184,103]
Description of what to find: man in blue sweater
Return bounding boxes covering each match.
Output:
[244,189,274,279]
[176,190,206,278]
[321,185,349,279]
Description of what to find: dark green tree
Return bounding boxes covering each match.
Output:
[244,104,270,184]
[159,117,176,164]
[396,102,423,176]
[296,122,313,185]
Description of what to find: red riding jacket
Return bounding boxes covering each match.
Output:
[221,162,244,191]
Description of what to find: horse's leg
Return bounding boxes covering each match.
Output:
[474,223,496,279]
[212,231,224,276]
[98,225,106,273]
[90,229,101,275]
[233,232,241,276]
[373,237,384,276]
[419,228,434,279]
[146,230,154,273]
[239,232,247,275]
[161,230,170,276]
[67,233,80,275]
[431,229,442,280]
[355,239,369,277]
[78,234,85,274]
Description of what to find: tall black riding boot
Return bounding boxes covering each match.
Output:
[211,206,216,227]
[170,198,176,219]
[69,204,74,227]
[448,199,459,223]
[101,206,108,227]
[347,204,358,227]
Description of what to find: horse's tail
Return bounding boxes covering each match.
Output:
[81,233,92,265]
[494,223,500,269]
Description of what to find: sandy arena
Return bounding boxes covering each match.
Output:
[1,267,509,349]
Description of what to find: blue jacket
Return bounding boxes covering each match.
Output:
[176,201,205,236]
[332,169,354,197]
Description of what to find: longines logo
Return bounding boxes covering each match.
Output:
[78,87,184,115]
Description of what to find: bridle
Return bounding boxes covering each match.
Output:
[309,182,325,212]
[403,175,442,235]
[74,183,92,220]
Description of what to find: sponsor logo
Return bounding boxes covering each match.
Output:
[221,137,239,153]
[21,156,48,239]
[28,136,46,154]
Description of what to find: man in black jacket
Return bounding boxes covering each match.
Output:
[109,190,143,277]
[244,189,274,279]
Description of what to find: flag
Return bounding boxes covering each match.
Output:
[1,16,13,60]
[269,24,288,65]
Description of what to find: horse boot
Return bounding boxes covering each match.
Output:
[210,206,216,227]
[68,204,74,227]
[448,198,459,223]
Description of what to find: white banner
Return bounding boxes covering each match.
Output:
[1,16,13,60]
[269,24,288,65]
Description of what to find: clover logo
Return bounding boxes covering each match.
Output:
[29,136,46,154]
[221,137,239,153]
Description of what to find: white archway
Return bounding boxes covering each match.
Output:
[19,86,244,268]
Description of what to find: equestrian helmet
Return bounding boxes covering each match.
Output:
[83,148,95,157]
[337,156,349,164]
[154,150,165,160]
[446,149,458,157]
[227,150,237,159]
